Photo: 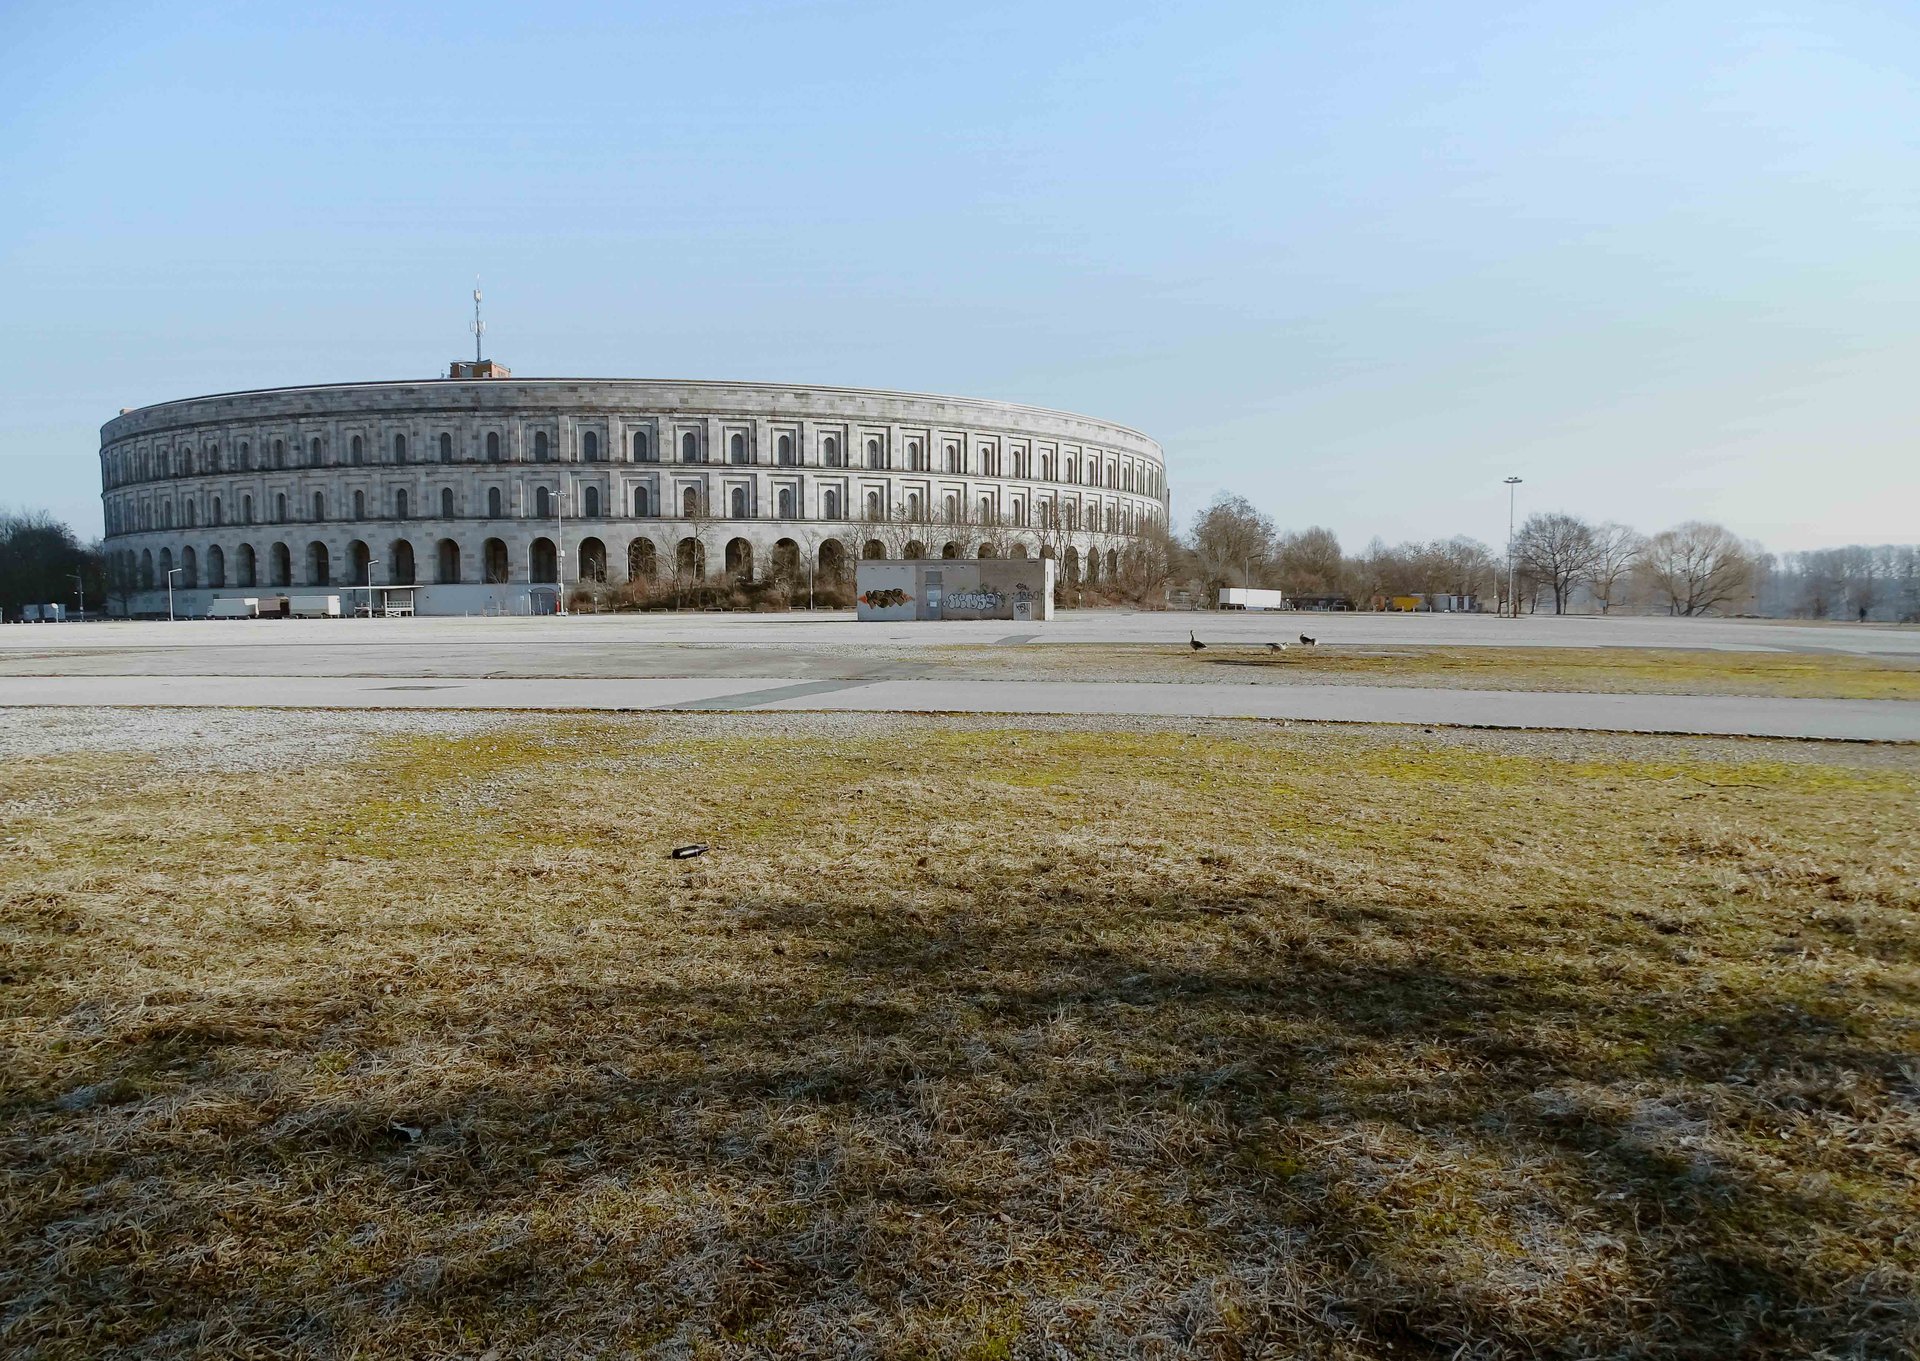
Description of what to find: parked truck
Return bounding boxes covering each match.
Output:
[288,594,342,618]
[1219,587,1289,611]
[207,598,261,619]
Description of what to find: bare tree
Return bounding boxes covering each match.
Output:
[1110,517,1177,606]
[1512,512,1601,614]
[1638,521,1756,616]
[1586,523,1643,615]
[1273,526,1344,597]
[972,507,1014,560]
[1189,493,1275,603]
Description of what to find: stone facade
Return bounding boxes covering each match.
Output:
[99,378,1169,616]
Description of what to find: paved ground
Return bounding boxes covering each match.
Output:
[2,611,1915,680]
[3,673,1916,741]
[3,613,1915,739]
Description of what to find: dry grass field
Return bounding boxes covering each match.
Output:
[3,712,1918,1359]
[920,644,1920,699]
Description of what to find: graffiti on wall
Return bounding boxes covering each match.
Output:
[945,590,1002,612]
[858,588,914,609]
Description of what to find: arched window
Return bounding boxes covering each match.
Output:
[212,495,223,526]
[350,434,364,465]
[273,439,285,468]
[239,441,251,470]
[777,434,793,465]
[183,500,195,528]
[488,487,503,517]
[907,440,922,470]
[823,435,839,467]
[824,489,839,519]
[353,490,365,520]
[534,431,550,463]
[237,543,256,587]
[729,433,746,464]
[906,492,920,520]
[945,443,960,473]
[681,432,699,463]
[535,486,551,518]
[395,489,409,519]
[634,486,651,517]
[777,487,794,518]
[439,432,453,463]
[209,443,221,471]
[980,496,993,525]
[312,491,326,521]
[208,545,225,587]
[182,546,198,588]
[441,488,454,517]
[634,431,651,461]
[310,437,323,467]
[682,486,699,516]
[394,433,407,462]
[730,487,747,518]
[584,486,600,517]
[866,438,883,469]
[486,431,501,462]
[583,431,599,461]
[244,494,255,524]
[866,491,881,521]
[437,539,461,584]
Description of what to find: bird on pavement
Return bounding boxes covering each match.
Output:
[1189,631,1206,651]
[1266,641,1287,652]
[1299,633,1317,646]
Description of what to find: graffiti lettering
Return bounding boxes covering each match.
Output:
[945,590,1003,611]
[858,588,913,608]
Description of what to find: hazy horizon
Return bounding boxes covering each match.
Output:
[3,1,1915,554]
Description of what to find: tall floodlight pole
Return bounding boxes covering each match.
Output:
[1503,476,1523,618]
[70,571,84,620]
[165,567,182,622]
[365,558,380,617]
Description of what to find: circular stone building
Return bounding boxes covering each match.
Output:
[99,371,1168,616]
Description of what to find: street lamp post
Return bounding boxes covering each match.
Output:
[1503,476,1523,618]
[555,482,568,616]
[69,571,84,621]
[363,558,380,617]
[165,567,182,622]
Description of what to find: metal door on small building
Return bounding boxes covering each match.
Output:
[925,571,943,619]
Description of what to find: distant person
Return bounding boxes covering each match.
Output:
[1859,606,1868,623]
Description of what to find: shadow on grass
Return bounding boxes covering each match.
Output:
[5,892,1917,1360]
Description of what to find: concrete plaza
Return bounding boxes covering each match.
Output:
[1,611,1915,739]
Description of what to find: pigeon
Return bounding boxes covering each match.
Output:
[1298,633,1317,646]
[1189,630,1206,651]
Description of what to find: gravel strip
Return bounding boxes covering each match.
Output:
[2,706,1914,777]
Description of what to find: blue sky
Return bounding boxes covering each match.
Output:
[3,0,1915,551]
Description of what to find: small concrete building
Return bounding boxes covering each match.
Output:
[855,558,1055,622]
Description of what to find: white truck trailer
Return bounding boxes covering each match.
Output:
[288,594,342,618]
[1219,587,1289,611]
[207,598,261,619]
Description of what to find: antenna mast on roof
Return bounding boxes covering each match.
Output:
[470,282,486,363]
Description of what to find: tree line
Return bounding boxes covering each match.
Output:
[1182,494,1919,620]
[3,498,1914,621]
[0,510,107,621]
